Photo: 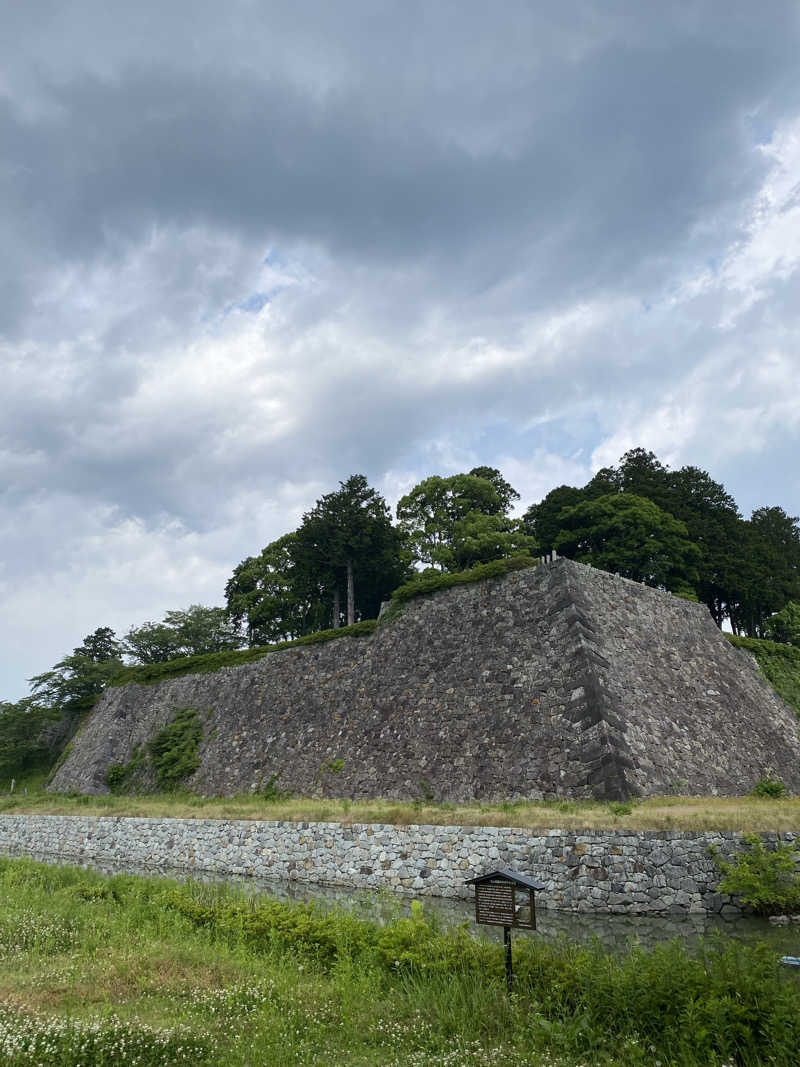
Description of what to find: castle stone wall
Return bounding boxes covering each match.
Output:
[48,559,800,800]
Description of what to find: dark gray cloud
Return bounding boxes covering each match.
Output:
[1,2,799,696]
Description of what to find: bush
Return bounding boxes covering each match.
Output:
[712,832,800,916]
[750,775,788,798]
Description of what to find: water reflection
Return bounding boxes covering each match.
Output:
[8,848,800,957]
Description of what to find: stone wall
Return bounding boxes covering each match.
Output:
[2,813,795,916]
[49,558,800,801]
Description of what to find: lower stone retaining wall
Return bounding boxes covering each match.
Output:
[1,815,796,915]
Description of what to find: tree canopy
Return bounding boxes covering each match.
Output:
[553,493,701,593]
[123,605,244,664]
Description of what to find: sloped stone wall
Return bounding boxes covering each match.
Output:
[49,559,800,800]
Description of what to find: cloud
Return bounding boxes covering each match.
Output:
[1,3,800,697]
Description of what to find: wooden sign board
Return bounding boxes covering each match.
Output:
[474,880,536,930]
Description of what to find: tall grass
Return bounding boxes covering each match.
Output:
[0,856,797,1065]
[3,786,800,831]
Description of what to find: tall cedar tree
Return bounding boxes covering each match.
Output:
[293,475,410,627]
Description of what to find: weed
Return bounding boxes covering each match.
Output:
[711,832,800,915]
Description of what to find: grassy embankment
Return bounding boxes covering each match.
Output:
[0,854,798,1066]
[3,782,800,831]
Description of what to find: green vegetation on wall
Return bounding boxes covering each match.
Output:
[712,832,800,915]
[105,744,147,794]
[390,554,536,603]
[148,708,204,790]
[726,634,800,716]
[109,619,379,688]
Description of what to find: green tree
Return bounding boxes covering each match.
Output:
[553,492,701,593]
[294,475,410,626]
[0,698,60,780]
[124,606,244,664]
[29,627,124,719]
[448,512,535,570]
[225,533,328,646]
[396,473,505,570]
[467,466,520,514]
[522,484,587,555]
[764,601,800,646]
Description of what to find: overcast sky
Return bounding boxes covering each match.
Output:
[2,2,800,699]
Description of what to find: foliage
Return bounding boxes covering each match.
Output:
[148,708,203,790]
[396,472,521,571]
[293,474,412,630]
[124,604,244,664]
[726,634,800,716]
[765,599,800,646]
[105,745,148,794]
[553,492,701,593]
[110,619,379,687]
[750,776,787,798]
[467,465,520,513]
[225,532,329,646]
[28,627,124,720]
[165,879,800,1065]
[391,554,537,603]
[0,699,60,781]
[523,447,800,636]
[6,854,800,1066]
[448,511,535,570]
[712,832,800,915]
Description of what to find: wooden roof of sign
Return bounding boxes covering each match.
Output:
[464,868,546,890]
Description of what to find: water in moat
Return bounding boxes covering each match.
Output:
[10,849,800,958]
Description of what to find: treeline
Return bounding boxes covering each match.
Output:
[3,448,800,781]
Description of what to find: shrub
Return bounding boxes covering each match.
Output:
[750,775,788,798]
[712,832,800,916]
[105,744,147,793]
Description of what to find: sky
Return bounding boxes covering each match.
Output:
[2,1,800,700]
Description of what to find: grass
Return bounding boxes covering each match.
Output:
[726,634,800,716]
[2,785,800,831]
[0,856,798,1066]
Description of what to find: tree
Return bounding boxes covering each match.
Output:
[662,466,742,628]
[522,485,587,555]
[0,699,60,780]
[29,627,124,719]
[467,466,520,514]
[730,508,800,637]
[448,512,535,570]
[225,533,329,646]
[124,605,244,664]
[294,475,410,627]
[396,473,505,570]
[553,493,701,593]
[765,601,800,646]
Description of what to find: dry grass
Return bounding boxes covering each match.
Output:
[1,788,799,830]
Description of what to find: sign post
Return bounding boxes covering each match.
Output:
[465,869,545,996]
